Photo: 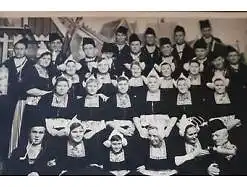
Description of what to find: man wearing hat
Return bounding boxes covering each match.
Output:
[207,119,244,175]
[172,25,194,75]
[205,46,229,83]
[121,33,147,78]
[48,32,71,66]
[113,26,131,75]
[78,37,99,81]
[141,27,161,76]
[5,118,49,175]
[197,19,224,61]
[157,37,180,78]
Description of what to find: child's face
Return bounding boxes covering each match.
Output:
[98,61,109,74]
[130,41,141,54]
[118,80,129,94]
[227,52,240,65]
[177,79,189,94]
[160,44,173,56]
[86,81,98,95]
[161,64,172,77]
[212,56,224,70]
[189,62,200,75]
[214,80,226,94]
[66,61,77,76]
[83,44,95,58]
[195,48,207,59]
[111,140,123,153]
[131,64,142,78]
[147,77,160,92]
[69,126,84,143]
[174,31,185,45]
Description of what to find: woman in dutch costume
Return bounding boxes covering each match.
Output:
[57,59,85,99]
[37,75,77,141]
[76,75,108,164]
[19,46,54,146]
[100,130,140,176]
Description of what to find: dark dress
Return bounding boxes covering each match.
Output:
[172,136,211,175]
[133,90,169,116]
[76,95,108,163]
[38,93,77,120]
[100,146,141,175]
[141,45,162,76]
[20,64,53,145]
[137,137,177,173]
[46,137,92,175]
[5,142,50,176]
[105,94,140,152]
[166,89,205,119]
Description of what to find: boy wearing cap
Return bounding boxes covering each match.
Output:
[172,25,194,74]
[197,19,224,60]
[141,27,161,76]
[206,47,229,83]
[78,37,99,81]
[114,26,131,75]
[156,37,180,78]
[48,32,71,66]
[123,33,146,78]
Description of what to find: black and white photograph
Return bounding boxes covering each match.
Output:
[0,13,247,176]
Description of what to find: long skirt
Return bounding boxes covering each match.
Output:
[8,100,26,157]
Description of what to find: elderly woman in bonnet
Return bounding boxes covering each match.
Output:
[57,59,85,99]
[173,115,211,175]
[37,75,77,138]
[134,125,178,176]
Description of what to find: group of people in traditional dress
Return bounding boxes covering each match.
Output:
[0,19,247,176]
